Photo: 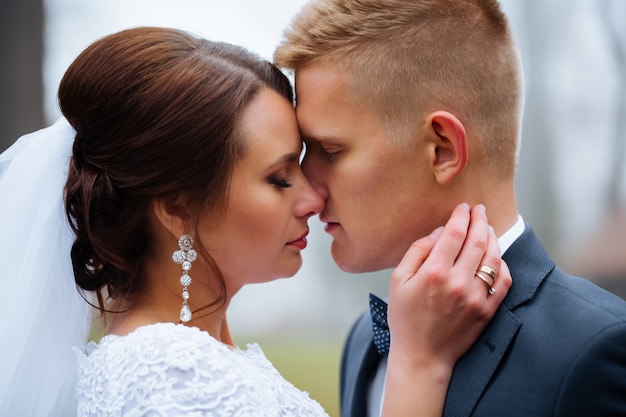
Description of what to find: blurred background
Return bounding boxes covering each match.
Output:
[2,1,624,415]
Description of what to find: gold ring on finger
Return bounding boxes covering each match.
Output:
[477,264,497,281]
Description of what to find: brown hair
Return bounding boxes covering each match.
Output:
[61,27,293,313]
[274,0,523,177]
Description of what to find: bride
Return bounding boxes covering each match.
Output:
[0,26,510,416]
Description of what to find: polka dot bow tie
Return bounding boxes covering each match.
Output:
[369,293,390,355]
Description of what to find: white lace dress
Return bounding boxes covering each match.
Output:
[75,322,329,417]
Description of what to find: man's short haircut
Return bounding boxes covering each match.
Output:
[275,0,524,178]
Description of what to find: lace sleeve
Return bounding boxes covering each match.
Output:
[76,323,329,417]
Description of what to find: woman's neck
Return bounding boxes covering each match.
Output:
[105,285,234,346]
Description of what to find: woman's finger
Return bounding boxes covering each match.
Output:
[453,204,490,274]
[392,225,441,284]
[423,203,471,268]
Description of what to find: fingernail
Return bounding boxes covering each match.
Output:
[460,202,469,211]
[431,226,444,238]
[489,226,495,234]
[477,204,486,214]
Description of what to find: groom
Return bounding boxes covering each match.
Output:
[274,0,626,416]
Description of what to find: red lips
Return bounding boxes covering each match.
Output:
[287,231,309,249]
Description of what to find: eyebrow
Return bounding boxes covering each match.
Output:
[301,133,341,144]
[301,134,317,143]
[268,152,300,169]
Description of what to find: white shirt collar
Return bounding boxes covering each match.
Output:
[498,215,525,255]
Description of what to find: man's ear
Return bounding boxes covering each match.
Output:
[426,111,468,185]
[152,196,192,240]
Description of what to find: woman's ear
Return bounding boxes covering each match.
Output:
[426,111,468,185]
[152,196,191,239]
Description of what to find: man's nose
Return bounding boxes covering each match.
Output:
[302,153,329,201]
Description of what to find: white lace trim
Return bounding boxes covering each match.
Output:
[75,323,328,417]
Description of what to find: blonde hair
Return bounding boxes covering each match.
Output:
[275,0,523,177]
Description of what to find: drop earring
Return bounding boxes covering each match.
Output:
[172,234,197,322]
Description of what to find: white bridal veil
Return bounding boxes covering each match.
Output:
[0,118,91,416]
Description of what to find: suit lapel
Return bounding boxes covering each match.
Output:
[343,312,381,417]
[443,226,556,416]
[443,306,521,416]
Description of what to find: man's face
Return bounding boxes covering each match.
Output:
[296,62,444,272]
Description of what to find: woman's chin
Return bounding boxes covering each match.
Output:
[242,264,303,286]
[273,258,304,281]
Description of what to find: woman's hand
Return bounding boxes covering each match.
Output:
[381,202,512,417]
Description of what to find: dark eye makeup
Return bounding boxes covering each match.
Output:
[268,176,292,188]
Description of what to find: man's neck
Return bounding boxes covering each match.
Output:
[473,180,519,239]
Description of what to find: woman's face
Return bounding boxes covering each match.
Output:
[199,88,323,292]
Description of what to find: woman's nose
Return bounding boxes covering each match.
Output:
[297,176,325,218]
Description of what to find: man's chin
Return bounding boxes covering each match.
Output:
[331,247,386,274]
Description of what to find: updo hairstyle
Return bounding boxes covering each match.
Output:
[60,27,293,312]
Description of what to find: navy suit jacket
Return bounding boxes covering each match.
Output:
[340,226,626,416]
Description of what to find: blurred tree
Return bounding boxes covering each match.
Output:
[601,1,626,212]
[566,1,626,299]
[513,2,564,253]
[0,0,44,152]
